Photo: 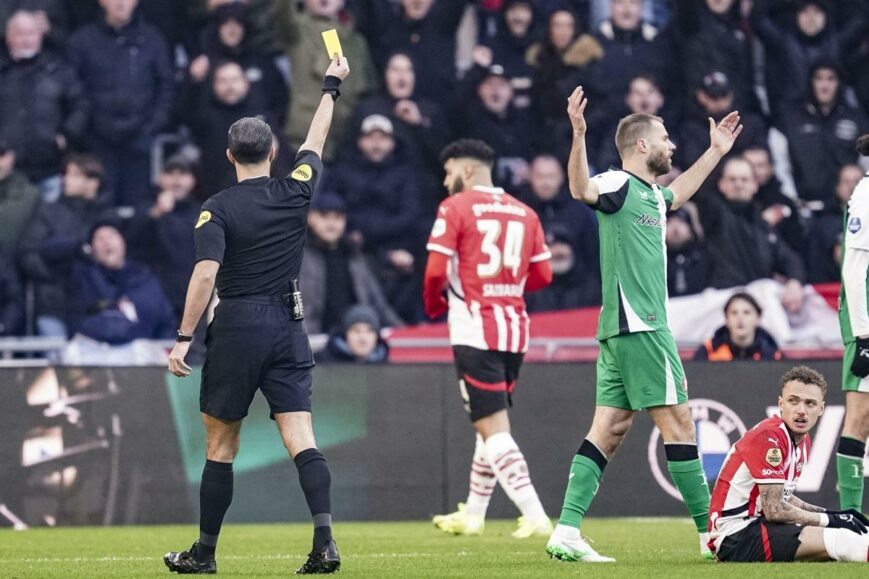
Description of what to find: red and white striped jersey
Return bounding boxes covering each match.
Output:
[426,186,550,353]
[708,415,811,551]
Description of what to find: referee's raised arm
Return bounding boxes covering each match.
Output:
[299,57,351,159]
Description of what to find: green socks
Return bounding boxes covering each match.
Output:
[837,436,865,511]
[558,440,606,528]
[666,445,710,533]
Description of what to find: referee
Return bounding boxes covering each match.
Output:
[164,57,350,575]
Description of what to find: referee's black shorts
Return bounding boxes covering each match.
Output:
[201,295,314,421]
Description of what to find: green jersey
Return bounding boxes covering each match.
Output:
[839,173,869,345]
[590,170,674,341]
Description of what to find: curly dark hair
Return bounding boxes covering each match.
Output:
[780,366,827,397]
[439,139,495,167]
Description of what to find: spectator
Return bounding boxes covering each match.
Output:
[0,10,88,201]
[68,0,174,206]
[526,225,599,312]
[666,205,709,297]
[677,71,766,166]
[274,0,376,158]
[517,154,599,298]
[184,60,270,198]
[743,145,805,255]
[0,1,70,52]
[126,156,199,317]
[317,305,390,364]
[18,153,105,337]
[670,0,753,109]
[750,0,866,114]
[347,51,450,189]
[476,0,537,110]
[454,64,538,186]
[778,61,869,209]
[353,0,466,102]
[300,193,403,334]
[0,248,24,336]
[188,3,289,126]
[694,292,782,361]
[527,9,604,130]
[0,139,40,256]
[592,73,666,171]
[806,163,865,282]
[694,157,806,312]
[189,0,281,56]
[593,0,670,109]
[68,222,175,345]
[326,115,424,322]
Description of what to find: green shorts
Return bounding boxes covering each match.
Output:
[842,341,869,392]
[596,330,688,410]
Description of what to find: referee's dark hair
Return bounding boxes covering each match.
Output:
[440,139,495,168]
[227,116,273,165]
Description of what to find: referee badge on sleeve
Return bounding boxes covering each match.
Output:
[195,210,212,228]
[292,164,313,182]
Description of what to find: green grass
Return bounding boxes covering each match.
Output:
[1,518,866,577]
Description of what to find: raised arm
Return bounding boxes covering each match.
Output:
[669,112,743,210]
[565,86,600,205]
[298,57,351,158]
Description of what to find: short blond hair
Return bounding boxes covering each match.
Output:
[615,113,664,157]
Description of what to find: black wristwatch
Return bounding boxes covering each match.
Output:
[176,330,193,343]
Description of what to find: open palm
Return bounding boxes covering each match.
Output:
[709,111,743,155]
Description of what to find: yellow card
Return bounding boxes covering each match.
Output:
[321,29,343,59]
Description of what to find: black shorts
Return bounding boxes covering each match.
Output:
[453,345,524,422]
[201,296,314,421]
[716,518,803,563]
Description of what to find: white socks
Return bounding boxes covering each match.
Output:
[553,523,581,541]
[484,432,548,523]
[823,528,869,562]
[465,434,496,517]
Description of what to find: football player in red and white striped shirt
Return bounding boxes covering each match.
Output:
[425,139,554,538]
[709,366,869,563]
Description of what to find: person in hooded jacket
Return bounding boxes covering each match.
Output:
[694,292,782,361]
[778,60,869,210]
[317,304,390,364]
[183,60,275,199]
[69,222,175,345]
[187,3,289,126]
[750,0,866,115]
[476,0,537,110]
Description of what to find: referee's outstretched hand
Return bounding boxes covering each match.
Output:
[168,341,192,377]
[325,56,350,80]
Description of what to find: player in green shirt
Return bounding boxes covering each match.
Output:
[836,134,869,514]
[546,87,743,563]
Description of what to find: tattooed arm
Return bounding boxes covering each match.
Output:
[788,496,826,514]
[759,485,826,526]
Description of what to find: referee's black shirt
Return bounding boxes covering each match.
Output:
[193,149,322,297]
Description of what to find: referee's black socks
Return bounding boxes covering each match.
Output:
[294,448,334,551]
[196,459,234,560]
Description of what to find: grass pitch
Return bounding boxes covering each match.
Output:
[1,518,867,578]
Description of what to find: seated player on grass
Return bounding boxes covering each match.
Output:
[708,366,869,563]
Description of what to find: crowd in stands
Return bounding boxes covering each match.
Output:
[0,0,868,363]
